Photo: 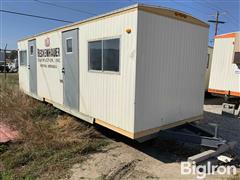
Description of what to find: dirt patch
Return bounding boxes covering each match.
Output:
[70,141,236,179]
[69,97,240,180]
[106,159,140,180]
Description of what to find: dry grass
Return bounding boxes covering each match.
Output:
[0,74,109,179]
[229,173,240,180]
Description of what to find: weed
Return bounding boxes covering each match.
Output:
[0,145,8,154]
[98,174,107,180]
[0,171,13,180]
[0,74,109,179]
[30,103,60,120]
[229,173,240,180]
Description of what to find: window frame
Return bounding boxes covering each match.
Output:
[88,36,121,74]
[19,50,28,66]
[66,37,73,54]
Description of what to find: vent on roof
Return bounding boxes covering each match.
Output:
[174,12,187,19]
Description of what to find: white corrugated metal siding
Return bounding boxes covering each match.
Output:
[79,10,138,133]
[36,32,63,105]
[134,10,209,132]
[209,35,240,93]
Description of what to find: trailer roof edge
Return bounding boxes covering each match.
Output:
[18,3,209,42]
[215,31,240,39]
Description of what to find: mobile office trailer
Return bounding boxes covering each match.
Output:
[208,32,240,98]
[205,46,213,91]
[18,4,209,141]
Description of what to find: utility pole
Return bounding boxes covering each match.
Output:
[208,11,225,36]
[4,44,7,80]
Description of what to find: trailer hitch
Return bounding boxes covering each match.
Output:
[157,123,227,148]
[137,122,237,164]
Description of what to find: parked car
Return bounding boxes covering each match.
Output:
[8,61,18,73]
[0,62,10,73]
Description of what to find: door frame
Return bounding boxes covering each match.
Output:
[28,39,37,95]
[62,28,79,111]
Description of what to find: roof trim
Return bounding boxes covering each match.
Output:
[18,3,209,42]
[138,4,209,28]
[215,33,236,39]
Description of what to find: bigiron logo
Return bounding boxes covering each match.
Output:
[181,161,237,179]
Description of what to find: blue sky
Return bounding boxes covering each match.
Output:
[0,0,239,49]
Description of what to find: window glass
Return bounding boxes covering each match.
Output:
[20,51,27,66]
[30,45,34,55]
[103,38,120,72]
[89,41,102,70]
[66,38,73,53]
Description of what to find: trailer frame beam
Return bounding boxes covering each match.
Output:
[137,123,232,149]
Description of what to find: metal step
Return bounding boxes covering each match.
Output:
[188,142,236,164]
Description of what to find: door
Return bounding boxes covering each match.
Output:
[62,29,79,111]
[28,39,37,95]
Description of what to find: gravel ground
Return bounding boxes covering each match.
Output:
[200,97,240,156]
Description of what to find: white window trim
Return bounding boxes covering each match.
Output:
[66,37,73,54]
[88,36,121,75]
[19,50,28,66]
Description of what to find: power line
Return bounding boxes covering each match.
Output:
[168,0,221,43]
[208,11,225,36]
[0,9,73,23]
[176,0,238,37]
[170,0,210,16]
[171,0,238,29]
[199,0,239,27]
[127,0,137,3]
[33,0,97,16]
